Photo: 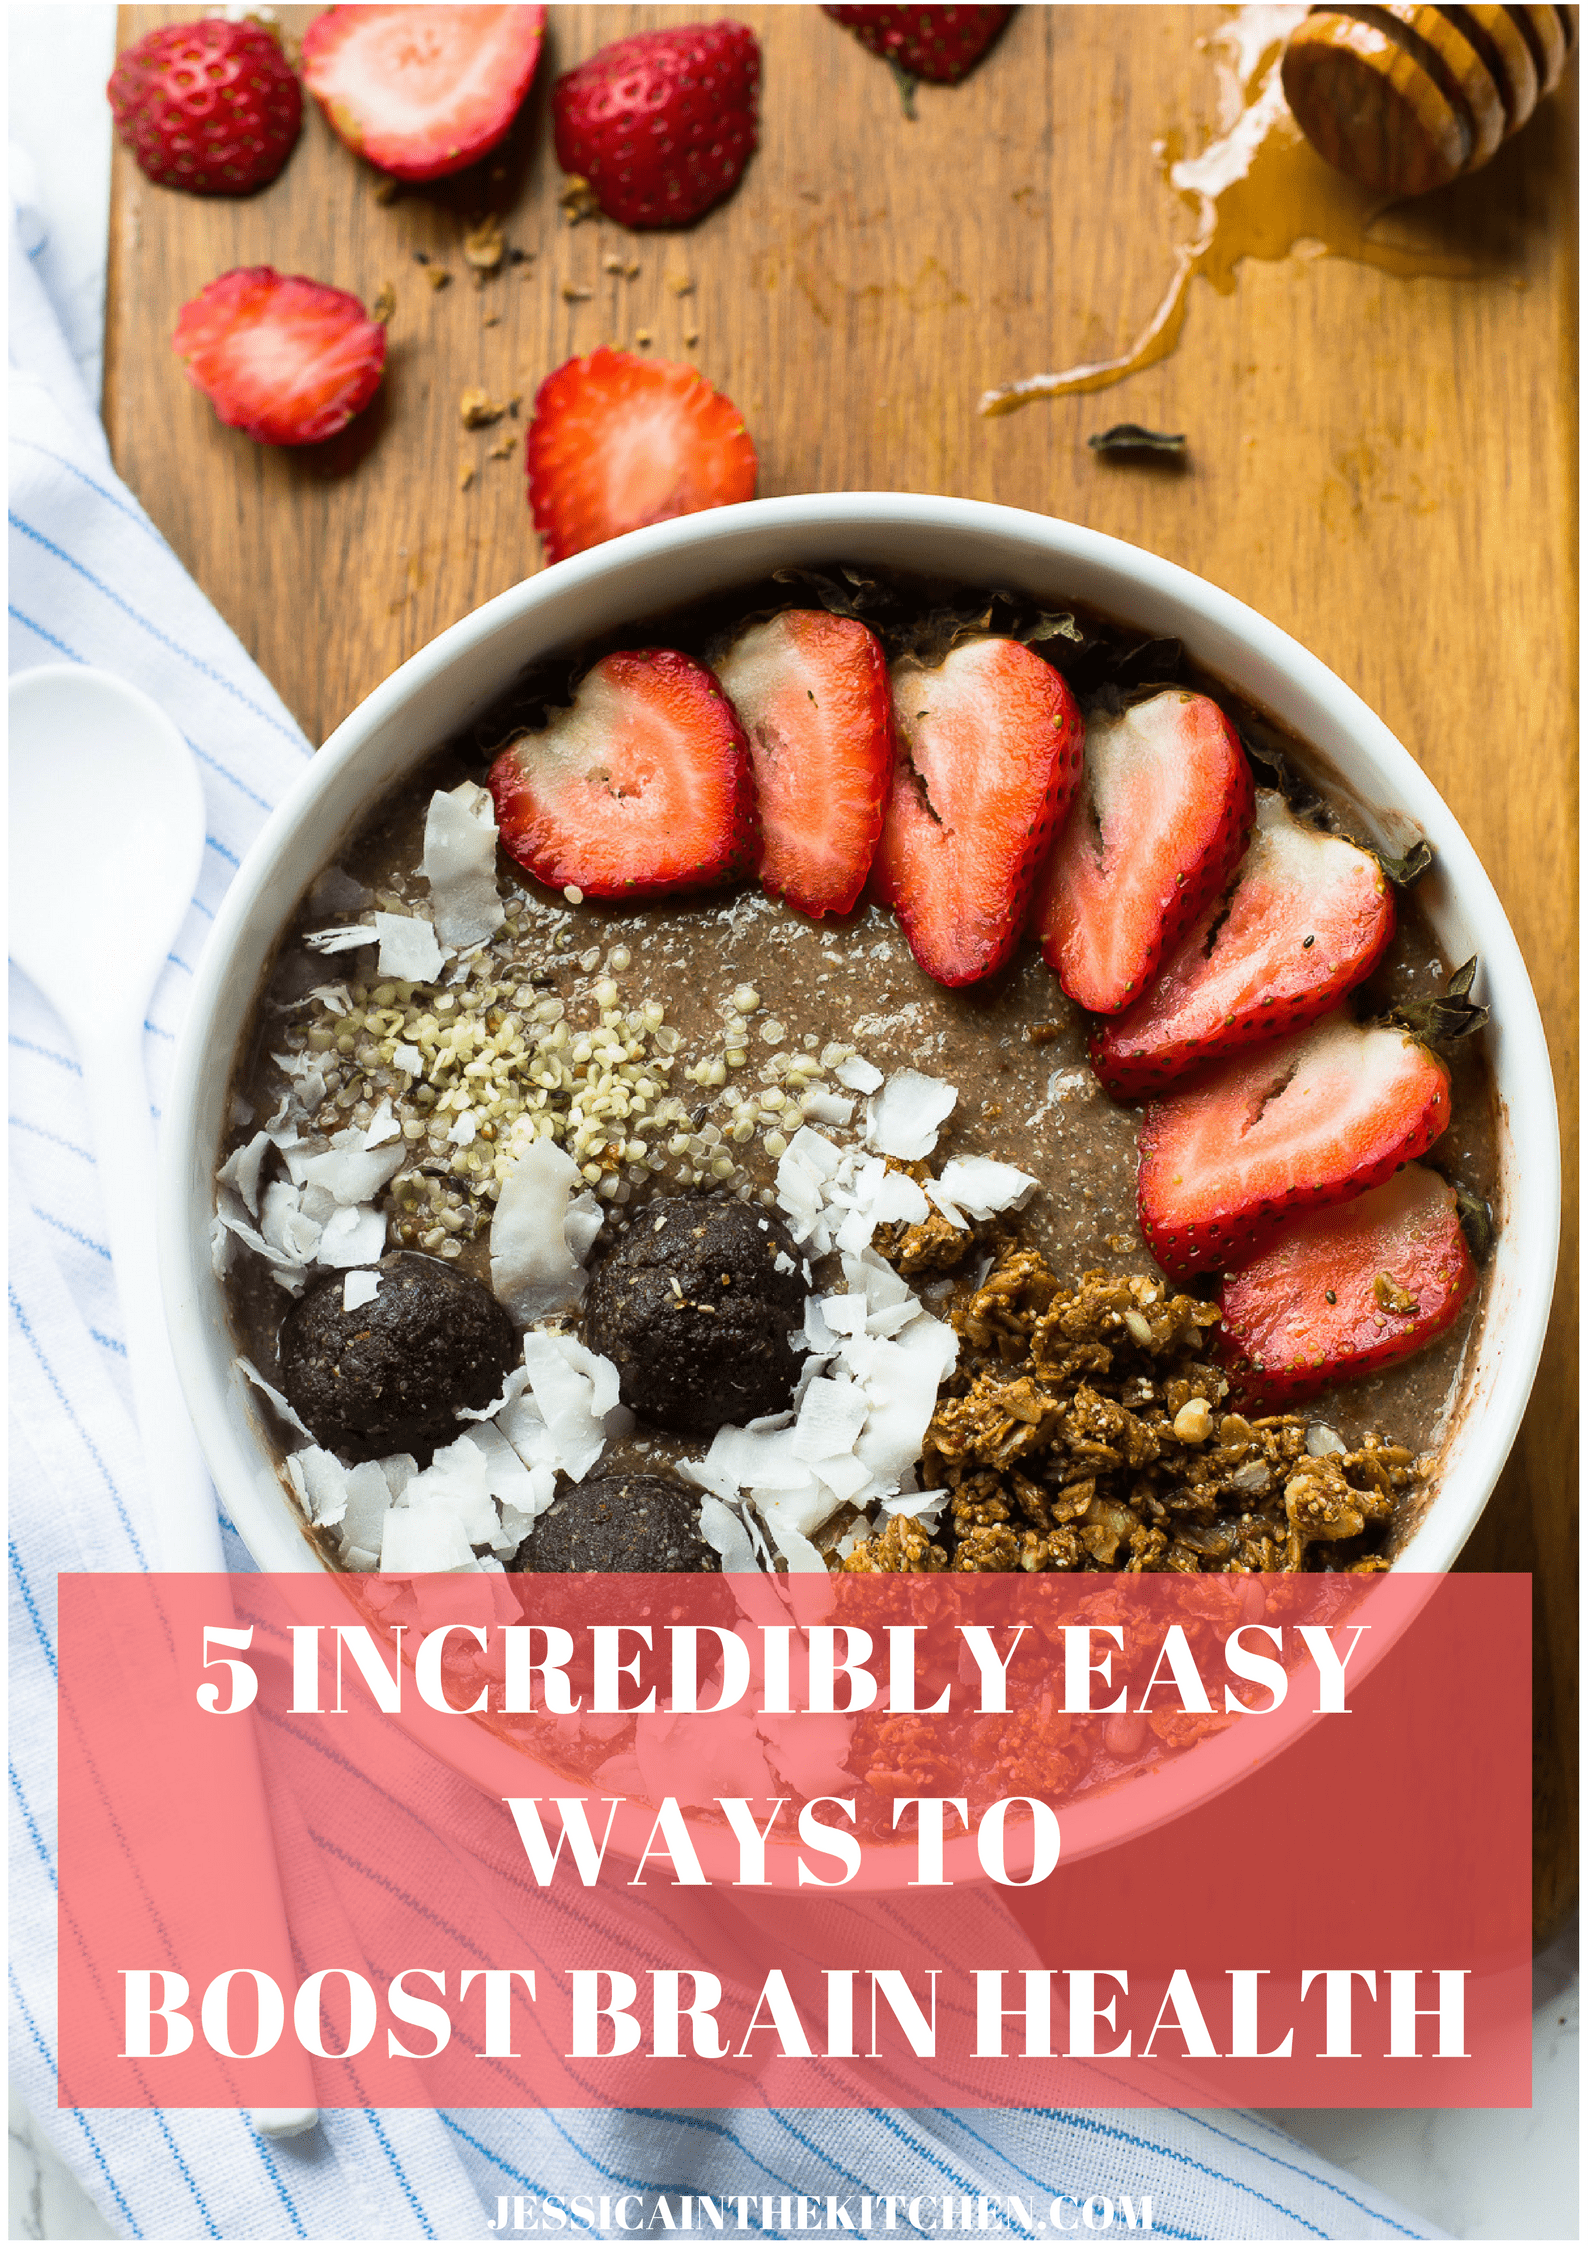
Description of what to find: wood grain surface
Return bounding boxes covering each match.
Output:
[104,4,1576,1936]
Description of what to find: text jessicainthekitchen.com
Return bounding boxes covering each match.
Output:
[481,2190,1157,2234]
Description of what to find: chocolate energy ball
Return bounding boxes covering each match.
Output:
[516,1472,722,1573]
[584,1195,808,1433]
[279,1250,518,1463]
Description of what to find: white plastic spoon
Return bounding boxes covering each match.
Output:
[8,664,318,2137]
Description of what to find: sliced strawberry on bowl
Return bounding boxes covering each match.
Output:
[1090,790,1395,1099]
[553,20,761,229]
[1136,1010,1452,1278]
[714,610,893,918]
[526,348,757,564]
[487,649,756,900]
[1219,1164,1479,1405]
[1031,688,1254,1015]
[108,17,302,196]
[823,5,1015,84]
[301,4,545,182]
[171,268,386,446]
[872,637,1083,987]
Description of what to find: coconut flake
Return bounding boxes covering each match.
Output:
[239,1356,314,1439]
[363,1100,401,1150]
[564,1190,606,1264]
[934,1155,1040,1222]
[259,1180,322,1267]
[448,1109,478,1147]
[301,1131,406,1208]
[801,1090,857,1127]
[402,1435,501,1545]
[217,1130,272,1218]
[696,1495,763,1574]
[393,1042,423,1077]
[286,1446,352,1528]
[490,1137,584,1321]
[374,912,446,986]
[866,1070,958,1161]
[343,1269,382,1314]
[380,1503,478,1573]
[520,1329,611,1481]
[792,1374,870,1462]
[423,783,505,952]
[835,1054,884,1094]
[304,923,377,956]
[317,1204,387,1267]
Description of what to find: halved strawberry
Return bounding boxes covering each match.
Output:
[171,267,385,446]
[301,5,545,181]
[487,649,756,899]
[714,610,893,917]
[872,637,1083,987]
[553,20,760,229]
[1136,1011,1451,1277]
[526,348,758,564]
[1219,1164,1478,1404]
[1031,688,1254,1014]
[1090,791,1395,1098]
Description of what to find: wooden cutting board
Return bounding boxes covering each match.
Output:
[105,4,1577,1939]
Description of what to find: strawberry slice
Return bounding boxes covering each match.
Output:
[1219,1164,1478,1404]
[526,348,757,564]
[300,5,545,182]
[1136,1011,1451,1277]
[871,637,1083,987]
[714,610,893,917]
[487,648,756,900]
[171,267,385,446]
[1031,688,1254,1014]
[1090,790,1395,1098]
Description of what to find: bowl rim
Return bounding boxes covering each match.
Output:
[159,492,1561,1869]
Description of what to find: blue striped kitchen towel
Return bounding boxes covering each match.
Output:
[6,181,1442,2244]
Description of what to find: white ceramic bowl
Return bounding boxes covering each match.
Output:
[162,493,1559,1587]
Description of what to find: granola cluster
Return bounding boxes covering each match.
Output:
[841,1246,1420,1576]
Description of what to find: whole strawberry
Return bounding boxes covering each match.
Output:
[553,21,760,230]
[107,17,302,196]
[823,5,1013,84]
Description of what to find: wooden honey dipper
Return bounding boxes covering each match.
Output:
[1282,5,1576,194]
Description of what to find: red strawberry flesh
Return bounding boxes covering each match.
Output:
[1091,790,1395,1098]
[301,4,545,182]
[487,648,756,900]
[872,637,1084,987]
[553,20,760,229]
[107,18,302,196]
[171,267,385,446]
[1032,688,1255,1014]
[1219,1164,1478,1404]
[1137,1011,1451,1277]
[715,611,893,918]
[822,4,1014,82]
[526,348,757,564]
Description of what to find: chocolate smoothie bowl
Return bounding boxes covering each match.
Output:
[162,497,1558,1598]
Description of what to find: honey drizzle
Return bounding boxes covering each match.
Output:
[980,4,1483,416]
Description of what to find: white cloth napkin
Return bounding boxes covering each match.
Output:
[6,184,1443,2243]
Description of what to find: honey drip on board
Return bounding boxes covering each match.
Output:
[980,4,1482,415]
